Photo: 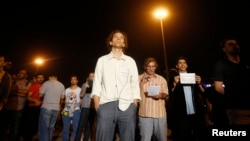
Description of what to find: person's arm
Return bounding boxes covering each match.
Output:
[195,75,205,93]
[92,95,100,110]
[214,81,224,95]
[171,75,180,92]
[0,73,12,111]
[27,91,41,106]
[80,81,89,97]
[151,93,167,100]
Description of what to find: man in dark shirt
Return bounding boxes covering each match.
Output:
[0,54,12,140]
[213,38,250,125]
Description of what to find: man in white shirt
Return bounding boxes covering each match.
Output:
[91,29,141,141]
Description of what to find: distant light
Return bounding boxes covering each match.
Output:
[154,9,169,19]
[203,83,225,89]
[204,83,211,88]
[35,58,44,65]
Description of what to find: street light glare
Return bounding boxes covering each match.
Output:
[154,9,168,19]
[35,58,44,65]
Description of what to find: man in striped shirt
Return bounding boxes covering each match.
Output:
[138,57,169,141]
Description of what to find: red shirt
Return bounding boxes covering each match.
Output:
[28,83,43,107]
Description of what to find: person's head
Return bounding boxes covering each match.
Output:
[220,38,240,56]
[175,56,188,72]
[169,68,178,76]
[48,73,58,80]
[0,54,11,70]
[0,54,6,69]
[106,29,128,52]
[17,69,28,80]
[87,72,94,81]
[70,75,79,86]
[36,73,45,84]
[143,57,158,75]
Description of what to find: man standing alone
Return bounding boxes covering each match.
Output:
[91,29,141,141]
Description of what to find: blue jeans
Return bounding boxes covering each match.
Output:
[62,109,80,141]
[139,116,167,141]
[96,101,137,141]
[38,107,59,141]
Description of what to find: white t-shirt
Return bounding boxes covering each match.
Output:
[63,87,81,114]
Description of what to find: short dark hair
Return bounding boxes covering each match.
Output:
[70,75,78,80]
[48,73,58,77]
[219,38,236,50]
[175,56,188,65]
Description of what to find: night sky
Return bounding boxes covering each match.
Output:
[1,0,249,86]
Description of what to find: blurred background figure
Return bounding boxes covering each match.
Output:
[0,54,12,140]
[213,38,250,125]
[38,73,65,141]
[75,72,96,141]
[21,73,45,141]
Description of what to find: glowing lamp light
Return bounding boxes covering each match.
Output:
[35,58,44,65]
[154,9,168,20]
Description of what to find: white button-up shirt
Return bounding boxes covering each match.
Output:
[91,52,141,111]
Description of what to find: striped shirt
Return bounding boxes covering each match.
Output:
[138,73,168,118]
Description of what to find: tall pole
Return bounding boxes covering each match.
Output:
[160,19,168,78]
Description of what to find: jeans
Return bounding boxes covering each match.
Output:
[75,107,90,141]
[139,116,167,141]
[83,108,96,141]
[96,101,137,141]
[38,107,59,141]
[62,109,80,141]
[75,107,97,141]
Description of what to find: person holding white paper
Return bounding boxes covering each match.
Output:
[168,56,206,141]
[138,57,168,141]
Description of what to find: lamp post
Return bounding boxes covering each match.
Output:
[154,9,169,78]
[34,58,44,75]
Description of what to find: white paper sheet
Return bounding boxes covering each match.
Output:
[148,86,160,96]
[180,73,196,84]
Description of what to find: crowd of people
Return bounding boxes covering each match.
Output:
[0,29,250,141]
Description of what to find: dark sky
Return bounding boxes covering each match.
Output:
[1,0,249,86]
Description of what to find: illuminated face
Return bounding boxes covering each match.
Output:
[223,39,240,55]
[70,76,78,85]
[36,75,44,83]
[88,73,94,81]
[0,57,5,68]
[176,59,188,72]
[145,61,157,75]
[17,70,27,79]
[110,32,125,48]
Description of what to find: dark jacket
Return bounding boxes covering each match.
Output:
[167,80,206,130]
[0,72,12,104]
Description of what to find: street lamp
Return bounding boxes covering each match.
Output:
[154,9,169,78]
[34,58,44,75]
